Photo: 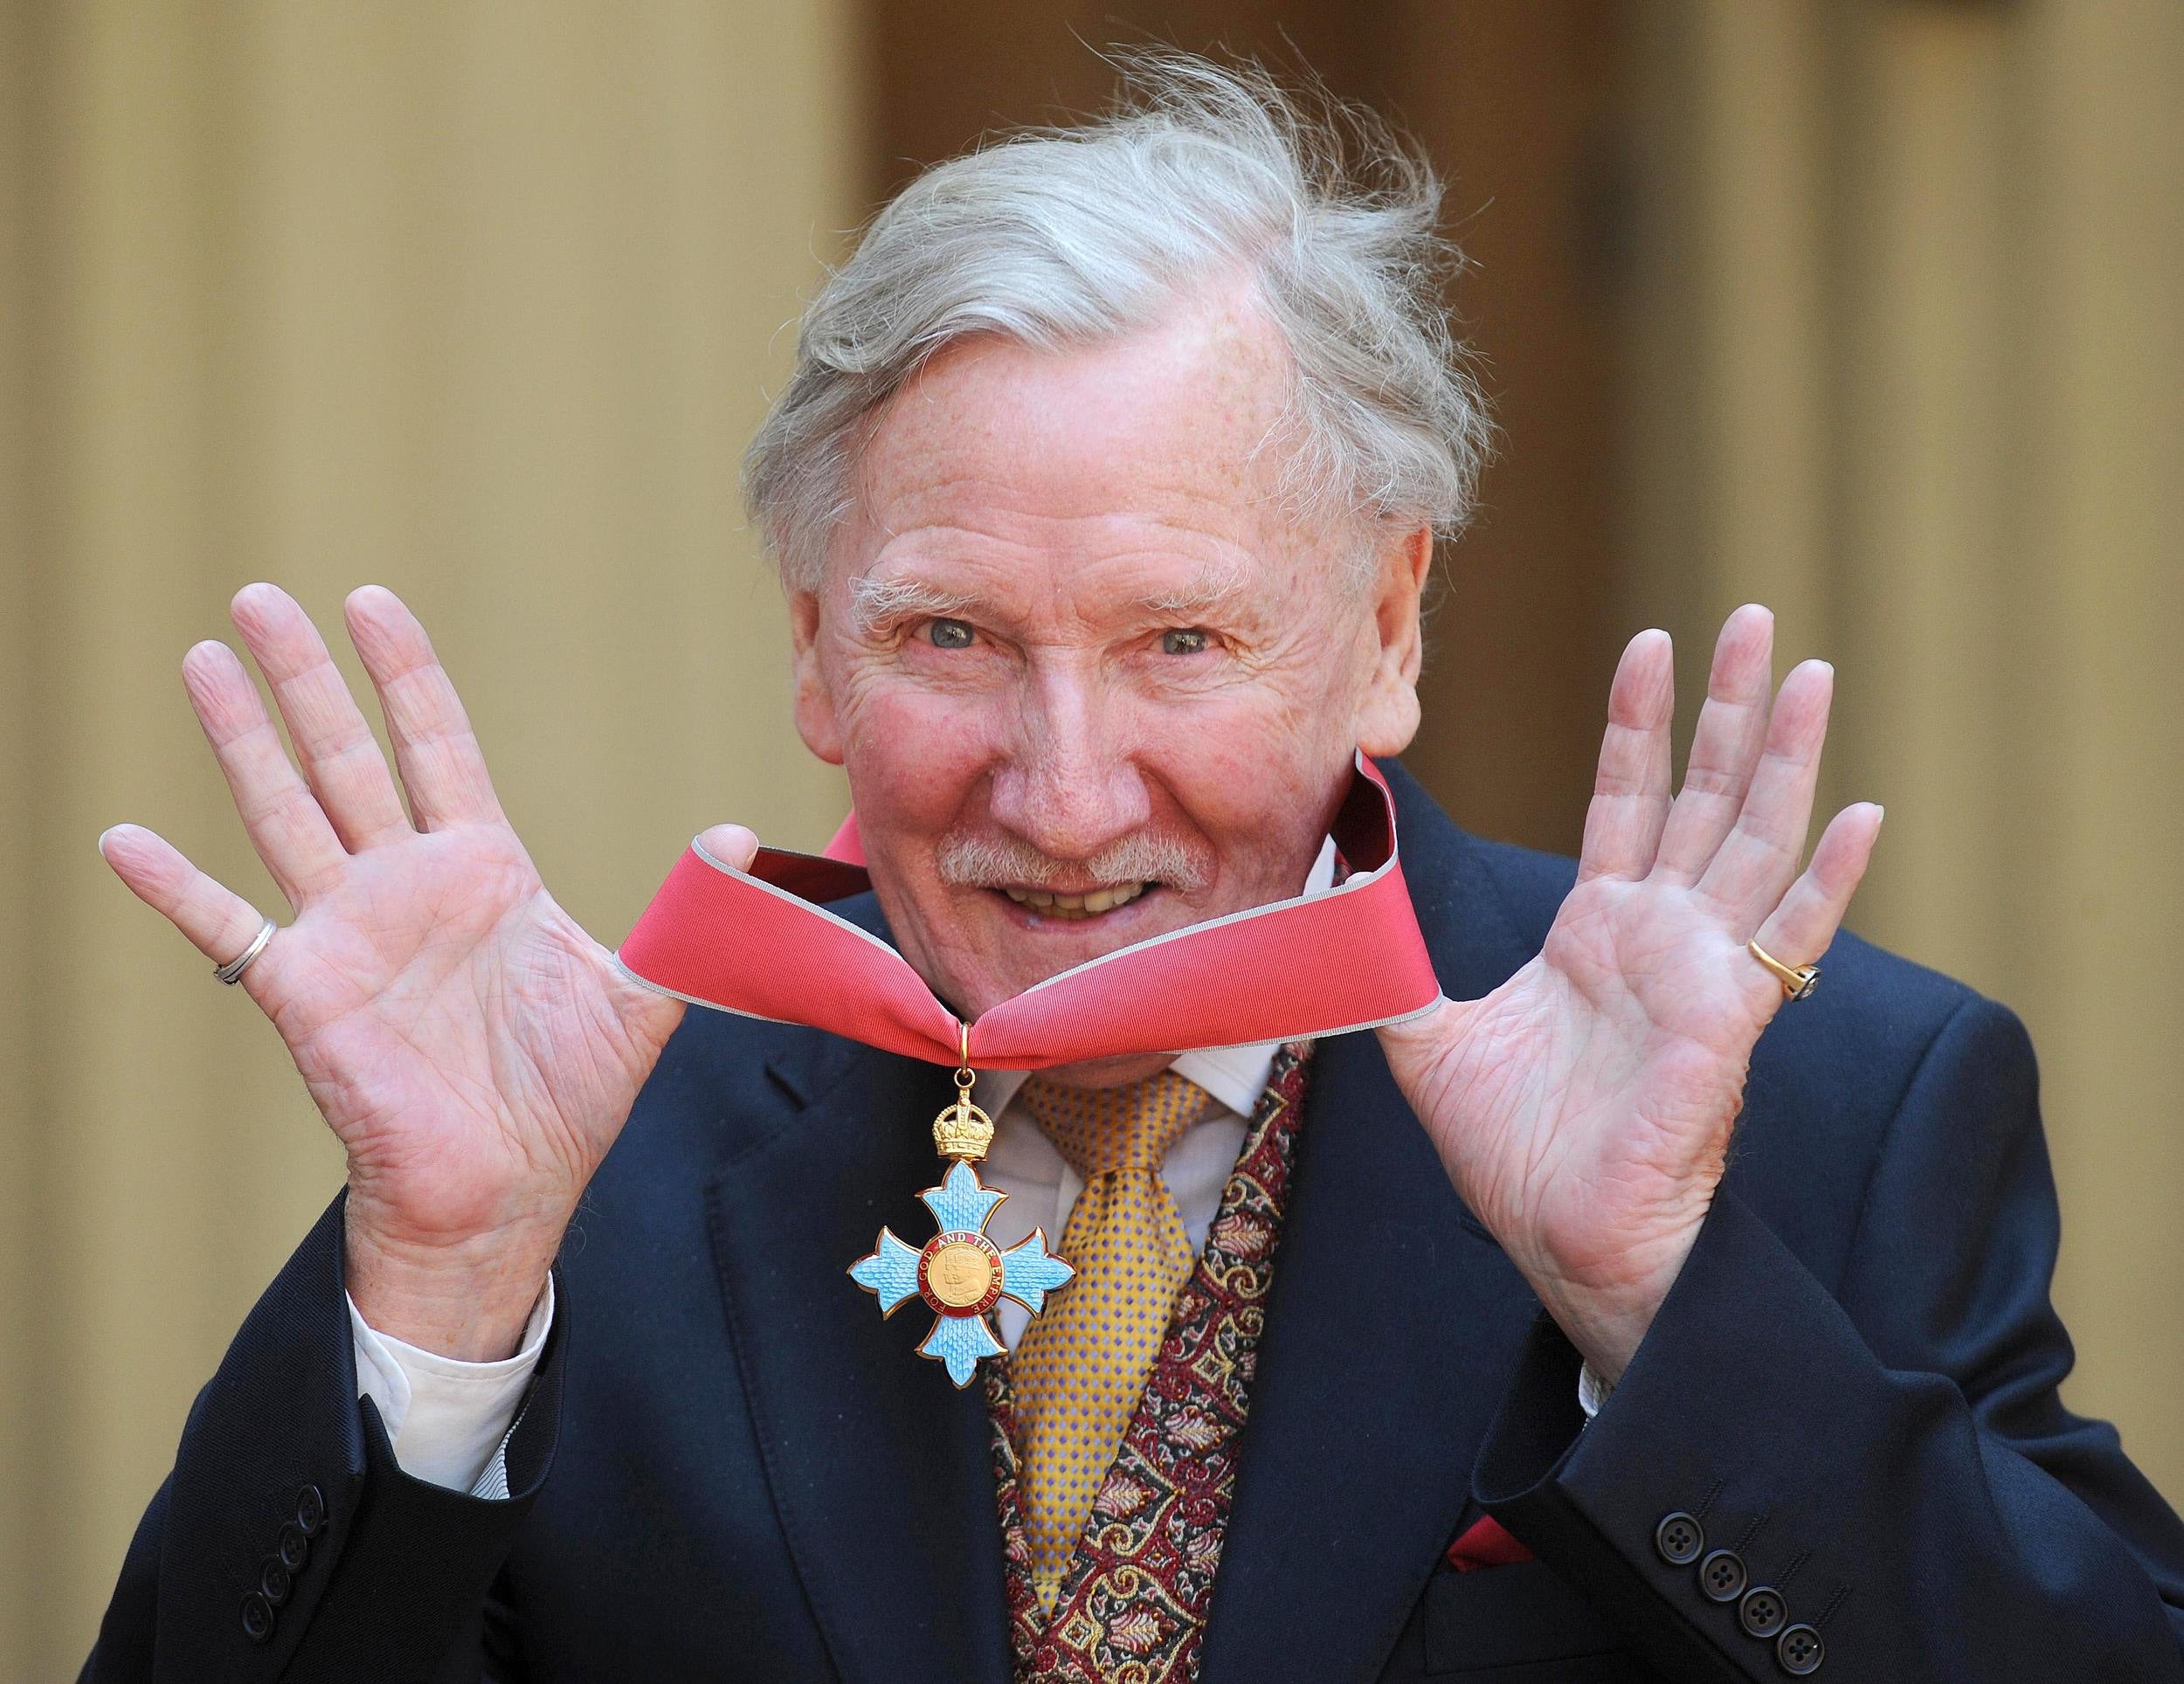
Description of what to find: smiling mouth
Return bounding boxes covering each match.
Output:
[998,880,1153,921]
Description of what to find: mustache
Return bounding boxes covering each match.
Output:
[935,830,1214,894]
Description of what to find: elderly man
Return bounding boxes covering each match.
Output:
[83,53,2184,1684]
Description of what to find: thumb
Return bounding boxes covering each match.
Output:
[695,824,760,872]
[1373,993,1466,1088]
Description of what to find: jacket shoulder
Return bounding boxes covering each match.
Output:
[610,996,855,1182]
[614,887,894,1165]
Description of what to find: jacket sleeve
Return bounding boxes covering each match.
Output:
[1473,993,2184,1681]
[79,1191,563,1684]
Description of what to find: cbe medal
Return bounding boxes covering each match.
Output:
[847,1029,1075,1385]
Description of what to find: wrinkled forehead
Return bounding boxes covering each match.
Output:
[836,280,1312,576]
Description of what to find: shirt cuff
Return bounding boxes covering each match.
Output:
[1577,1357,1613,1422]
[349,1276,554,1494]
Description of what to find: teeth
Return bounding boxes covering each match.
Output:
[1000,880,1148,919]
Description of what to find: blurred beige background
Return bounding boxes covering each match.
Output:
[3,1,2179,1671]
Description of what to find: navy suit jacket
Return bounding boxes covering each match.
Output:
[85,762,2184,1681]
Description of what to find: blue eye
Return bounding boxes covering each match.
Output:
[1160,627,1210,656]
[928,618,974,649]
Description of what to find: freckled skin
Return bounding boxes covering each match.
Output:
[788,275,1432,1086]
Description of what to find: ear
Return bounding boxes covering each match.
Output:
[1354,524,1434,756]
[789,588,847,766]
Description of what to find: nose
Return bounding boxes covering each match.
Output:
[985,659,1151,864]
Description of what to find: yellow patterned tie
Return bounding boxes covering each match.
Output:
[1009,1068,1221,1613]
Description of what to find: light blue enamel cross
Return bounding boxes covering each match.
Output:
[848,1160,1075,1386]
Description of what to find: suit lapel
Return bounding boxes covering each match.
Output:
[707,1032,1013,1684]
[1201,766,1555,1683]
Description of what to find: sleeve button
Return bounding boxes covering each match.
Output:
[1739,1584,1787,1638]
[240,1591,276,1643]
[1653,1511,1705,1566]
[294,1482,327,1537]
[1777,1623,1825,1674]
[276,1521,310,1572]
[259,1556,294,1606]
[1698,1547,1747,1603]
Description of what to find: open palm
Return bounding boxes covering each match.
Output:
[99,584,729,1353]
[1379,606,1883,1375]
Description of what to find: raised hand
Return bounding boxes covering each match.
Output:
[1377,604,1883,1383]
[98,584,743,1358]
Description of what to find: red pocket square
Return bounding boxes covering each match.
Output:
[1446,1515,1534,1573]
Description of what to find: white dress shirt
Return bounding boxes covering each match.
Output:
[349,835,1602,1495]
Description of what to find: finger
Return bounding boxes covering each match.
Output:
[1654,604,1773,882]
[1575,629,1675,883]
[98,822,276,978]
[230,583,411,850]
[182,639,348,906]
[343,585,505,830]
[1694,659,1834,923]
[1751,801,1884,972]
[695,824,759,870]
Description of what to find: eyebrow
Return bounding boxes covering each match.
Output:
[1137,559,1251,618]
[848,555,1254,636]
[847,575,985,638]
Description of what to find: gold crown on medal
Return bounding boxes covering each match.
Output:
[932,1094,995,1163]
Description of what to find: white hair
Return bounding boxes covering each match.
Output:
[742,48,1491,591]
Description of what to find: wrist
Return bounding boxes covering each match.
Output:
[1515,1218,1704,1389]
[344,1202,568,1362]
[1531,1285,1655,1388]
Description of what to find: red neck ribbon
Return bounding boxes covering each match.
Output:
[615,751,1443,1070]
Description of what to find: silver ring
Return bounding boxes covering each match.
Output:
[213,916,277,985]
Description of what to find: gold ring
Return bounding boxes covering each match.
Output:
[1747,939,1820,1003]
